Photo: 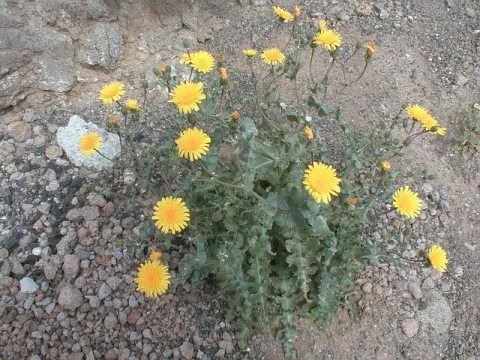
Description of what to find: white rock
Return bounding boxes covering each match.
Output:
[20,277,39,293]
[56,115,121,170]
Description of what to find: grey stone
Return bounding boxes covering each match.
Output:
[0,248,9,259]
[56,115,121,170]
[418,290,453,333]
[422,183,433,195]
[89,296,100,308]
[455,74,469,86]
[179,341,195,359]
[218,340,234,354]
[422,277,436,290]
[362,282,373,293]
[79,23,124,70]
[66,209,83,221]
[6,121,32,142]
[35,57,75,92]
[20,277,39,293]
[10,257,25,275]
[104,313,118,329]
[98,283,112,300]
[82,206,100,221]
[106,276,121,291]
[465,7,476,18]
[408,281,423,300]
[401,318,419,338]
[58,284,83,311]
[0,274,14,286]
[0,260,11,275]
[44,260,58,280]
[63,254,80,279]
[87,193,107,207]
[356,4,373,16]
[56,229,77,255]
[214,349,225,358]
[128,294,139,308]
[46,145,63,160]
[87,0,114,19]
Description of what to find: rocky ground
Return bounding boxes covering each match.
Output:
[1,0,479,359]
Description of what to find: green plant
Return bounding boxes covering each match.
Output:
[95,6,448,358]
[454,106,480,155]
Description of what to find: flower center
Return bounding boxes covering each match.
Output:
[182,134,202,151]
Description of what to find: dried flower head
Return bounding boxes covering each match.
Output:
[293,5,301,18]
[218,67,228,81]
[381,160,391,171]
[231,111,240,121]
[159,62,169,72]
[347,198,359,205]
[366,40,375,57]
[304,126,314,140]
[149,250,163,261]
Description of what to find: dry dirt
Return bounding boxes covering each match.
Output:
[1,0,479,359]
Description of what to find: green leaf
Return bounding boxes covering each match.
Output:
[307,95,321,108]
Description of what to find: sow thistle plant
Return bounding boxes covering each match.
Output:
[91,5,451,358]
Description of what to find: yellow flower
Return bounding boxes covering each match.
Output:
[152,197,190,234]
[293,5,301,18]
[261,48,285,66]
[135,260,171,298]
[428,245,448,273]
[313,30,343,51]
[381,160,391,171]
[304,126,314,140]
[79,132,102,156]
[98,81,125,105]
[392,186,422,219]
[243,49,258,58]
[189,51,215,73]
[405,104,430,123]
[366,40,375,57]
[125,99,140,111]
[180,53,191,64]
[303,162,341,204]
[318,20,329,31]
[169,82,206,115]
[421,114,439,131]
[176,127,211,161]
[149,250,163,261]
[231,111,240,121]
[435,127,447,136]
[218,67,228,80]
[273,5,294,22]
